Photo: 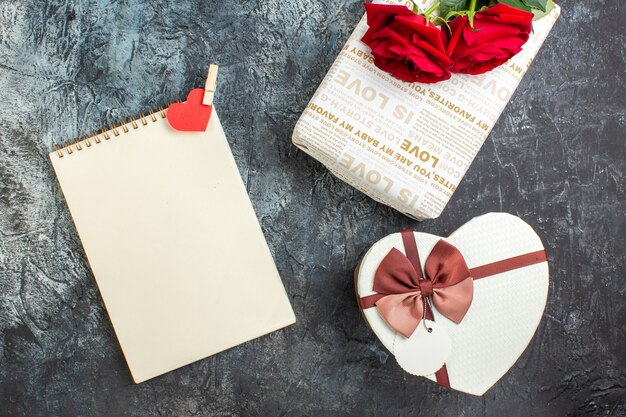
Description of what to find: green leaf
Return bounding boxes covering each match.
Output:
[522,0,548,12]
[532,0,556,20]
[440,0,470,18]
[497,0,532,12]
[444,10,465,20]
[431,15,451,30]
[467,10,477,27]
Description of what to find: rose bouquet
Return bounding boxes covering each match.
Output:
[362,0,556,83]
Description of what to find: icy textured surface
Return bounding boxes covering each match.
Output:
[0,0,624,415]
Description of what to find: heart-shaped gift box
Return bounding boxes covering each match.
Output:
[355,213,549,395]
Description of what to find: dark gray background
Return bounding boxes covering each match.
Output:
[0,0,624,416]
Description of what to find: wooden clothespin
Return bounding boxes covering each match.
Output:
[203,64,219,106]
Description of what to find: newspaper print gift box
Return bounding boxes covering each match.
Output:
[292,0,560,220]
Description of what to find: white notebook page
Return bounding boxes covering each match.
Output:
[50,110,295,383]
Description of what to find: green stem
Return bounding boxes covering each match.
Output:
[424,1,441,17]
[469,0,477,12]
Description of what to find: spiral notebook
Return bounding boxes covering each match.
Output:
[50,105,295,383]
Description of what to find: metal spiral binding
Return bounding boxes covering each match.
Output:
[52,104,170,158]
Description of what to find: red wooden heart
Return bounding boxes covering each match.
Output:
[166,88,213,131]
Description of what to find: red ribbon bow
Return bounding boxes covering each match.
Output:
[373,240,473,338]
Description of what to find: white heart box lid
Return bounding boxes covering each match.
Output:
[355,213,550,395]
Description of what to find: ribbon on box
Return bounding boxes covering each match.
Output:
[359,230,547,388]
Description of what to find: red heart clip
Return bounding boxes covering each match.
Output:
[166,88,213,131]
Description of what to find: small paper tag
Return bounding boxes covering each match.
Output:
[393,320,451,376]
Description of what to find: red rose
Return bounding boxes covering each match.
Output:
[447,4,533,75]
[362,3,452,83]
